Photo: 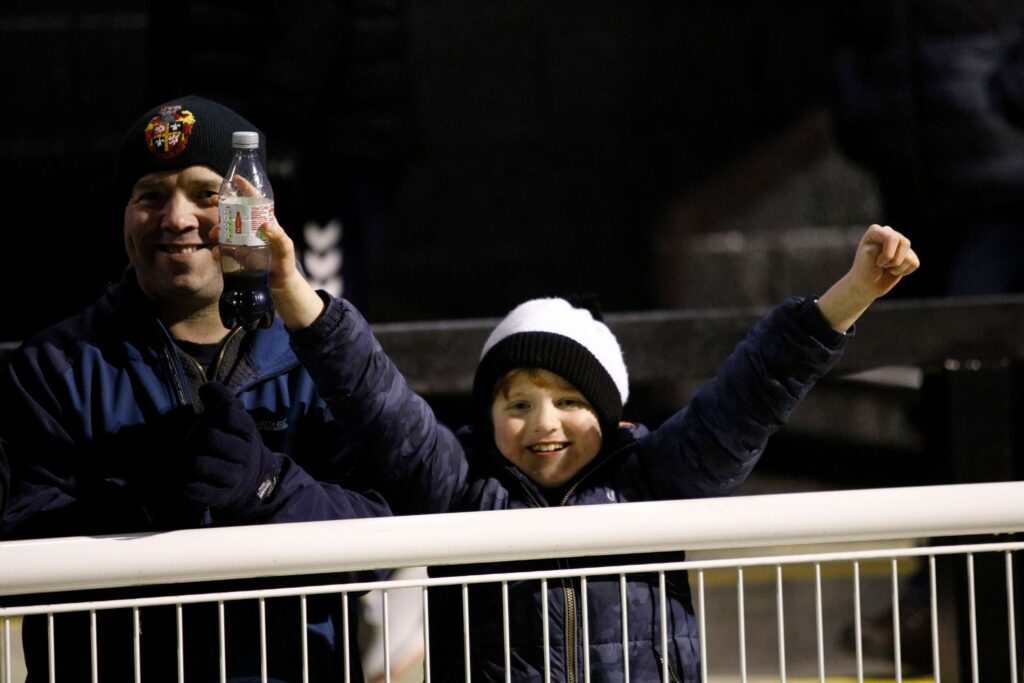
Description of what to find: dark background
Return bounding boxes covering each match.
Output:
[0,1,841,342]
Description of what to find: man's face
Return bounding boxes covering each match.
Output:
[124,166,222,310]
[490,368,604,489]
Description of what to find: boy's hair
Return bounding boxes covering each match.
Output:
[491,367,572,402]
[472,297,629,430]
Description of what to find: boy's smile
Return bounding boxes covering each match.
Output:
[490,368,603,489]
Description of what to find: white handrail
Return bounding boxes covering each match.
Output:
[2,481,1023,597]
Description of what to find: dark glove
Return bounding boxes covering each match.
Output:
[181,382,282,522]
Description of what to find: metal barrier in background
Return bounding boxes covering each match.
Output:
[3,481,1024,683]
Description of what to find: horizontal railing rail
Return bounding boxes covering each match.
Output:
[3,480,1024,599]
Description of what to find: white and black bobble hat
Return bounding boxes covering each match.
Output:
[472,298,629,429]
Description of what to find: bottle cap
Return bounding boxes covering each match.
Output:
[231,131,260,149]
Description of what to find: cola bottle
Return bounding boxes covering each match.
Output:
[218,131,275,330]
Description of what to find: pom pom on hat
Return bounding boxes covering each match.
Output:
[473,297,629,428]
[116,95,265,198]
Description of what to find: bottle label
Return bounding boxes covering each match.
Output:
[219,197,274,247]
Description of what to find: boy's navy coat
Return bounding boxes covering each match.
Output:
[295,295,849,682]
[0,273,390,683]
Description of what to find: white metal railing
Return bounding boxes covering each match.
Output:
[2,481,1024,682]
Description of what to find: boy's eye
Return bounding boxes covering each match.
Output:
[507,400,530,411]
[558,397,588,409]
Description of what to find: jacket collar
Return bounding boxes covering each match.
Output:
[108,268,301,387]
[463,422,639,506]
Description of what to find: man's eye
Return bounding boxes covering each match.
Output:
[134,191,163,204]
[196,190,219,204]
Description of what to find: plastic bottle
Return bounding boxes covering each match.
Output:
[218,131,275,330]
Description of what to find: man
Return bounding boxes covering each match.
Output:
[0,95,391,682]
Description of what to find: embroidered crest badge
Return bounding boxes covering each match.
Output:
[144,104,197,159]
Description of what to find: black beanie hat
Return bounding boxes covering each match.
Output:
[473,298,630,430]
[116,95,265,198]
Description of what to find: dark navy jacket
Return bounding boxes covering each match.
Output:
[294,295,849,682]
[0,272,390,683]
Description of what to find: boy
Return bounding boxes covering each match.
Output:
[270,222,918,681]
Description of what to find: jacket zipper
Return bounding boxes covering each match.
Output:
[516,439,634,683]
[210,327,242,381]
[655,651,683,683]
[563,572,579,683]
[190,326,243,384]
[180,326,244,388]
[558,478,586,683]
[167,349,189,405]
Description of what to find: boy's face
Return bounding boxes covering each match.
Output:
[490,368,603,489]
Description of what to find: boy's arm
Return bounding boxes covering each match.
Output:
[639,297,847,498]
[289,299,469,515]
[816,224,919,332]
[639,224,918,499]
[263,220,468,516]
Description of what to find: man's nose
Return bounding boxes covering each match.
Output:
[161,193,201,232]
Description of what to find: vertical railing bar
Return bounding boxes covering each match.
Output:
[383,590,392,683]
[259,597,268,683]
[891,558,903,683]
[2,618,9,683]
[815,563,825,683]
[463,583,473,683]
[90,609,98,683]
[218,600,227,683]
[176,603,185,683]
[620,574,630,683]
[776,565,786,683]
[968,553,979,683]
[929,555,940,683]
[659,571,669,683]
[738,567,747,683]
[501,581,511,683]
[301,594,310,683]
[47,612,55,683]
[422,588,431,683]
[3,617,11,683]
[582,575,591,683]
[541,578,550,683]
[1007,552,1018,683]
[699,571,708,683]
[342,593,352,683]
[853,561,864,683]
[133,607,142,683]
